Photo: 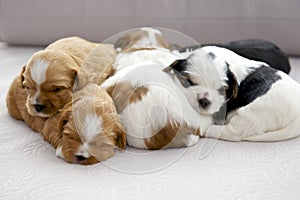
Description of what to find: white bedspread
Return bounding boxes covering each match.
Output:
[1,46,300,200]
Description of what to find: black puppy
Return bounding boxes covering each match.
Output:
[179,39,290,74]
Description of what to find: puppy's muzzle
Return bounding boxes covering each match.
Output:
[33,104,46,112]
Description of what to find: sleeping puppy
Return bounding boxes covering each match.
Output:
[101,49,212,149]
[166,46,300,141]
[7,75,125,165]
[21,36,98,118]
[179,39,291,74]
[56,83,126,165]
[114,27,170,51]
[7,73,123,167]
[7,74,48,133]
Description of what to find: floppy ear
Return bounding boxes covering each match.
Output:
[163,59,192,88]
[58,102,72,132]
[20,65,26,88]
[114,35,130,51]
[168,59,188,72]
[115,122,126,150]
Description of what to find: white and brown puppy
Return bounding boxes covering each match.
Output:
[167,46,300,142]
[114,27,170,51]
[56,83,126,165]
[21,37,99,118]
[101,49,212,149]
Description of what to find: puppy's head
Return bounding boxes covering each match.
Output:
[56,84,126,165]
[164,49,237,115]
[21,49,78,117]
[114,27,170,51]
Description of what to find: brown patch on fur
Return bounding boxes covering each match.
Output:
[129,86,149,103]
[114,31,147,50]
[122,47,156,53]
[145,122,178,150]
[144,122,200,150]
[114,28,170,51]
[106,81,149,113]
[155,34,170,49]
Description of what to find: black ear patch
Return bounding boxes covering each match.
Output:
[163,59,192,88]
[169,59,188,72]
[207,52,216,60]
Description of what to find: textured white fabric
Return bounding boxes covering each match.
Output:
[1,46,300,199]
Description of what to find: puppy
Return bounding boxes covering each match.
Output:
[167,46,300,142]
[179,39,291,74]
[101,49,212,149]
[7,74,47,132]
[56,83,126,165]
[21,36,99,118]
[114,27,170,51]
[74,43,116,91]
[7,75,125,165]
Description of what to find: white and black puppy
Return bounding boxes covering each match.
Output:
[166,46,300,142]
[179,39,291,74]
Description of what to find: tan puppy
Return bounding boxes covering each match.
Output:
[6,75,61,147]
[7,41,122,165]
[114,27,170,51]
[74,43,116,91]
[7,74,125,165]
[7,75,45,131]
[21,37,99,118]
[56,83,126,165]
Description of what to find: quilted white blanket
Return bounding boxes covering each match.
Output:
[1,46,300,199]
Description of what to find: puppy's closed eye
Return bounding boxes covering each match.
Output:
[51,87,64,92]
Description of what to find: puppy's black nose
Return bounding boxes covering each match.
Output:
[198,98,211,109]
[75,155,87,162]
[34,104,46,112]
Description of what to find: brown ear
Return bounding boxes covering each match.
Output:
[115,122,126,150]
[58,102,72,132]
[20,65,26,88]
[114,35,130,50]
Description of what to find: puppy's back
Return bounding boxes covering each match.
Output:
[46,36,98,67]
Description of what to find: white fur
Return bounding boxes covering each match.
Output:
[102,52,212,149]
[201,46,267,84]
[83,114,103,142]
[192,47,300,141]
[29,59,49,85]
[113,49,182,72]
[76,145,91,158]
[27,59,49,106]
[183,50,228,114]
[55,146,64,159]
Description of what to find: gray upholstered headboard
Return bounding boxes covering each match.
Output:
[0,0,299,55]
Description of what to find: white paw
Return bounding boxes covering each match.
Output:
[206,125,223,139]
[185,134,200,147]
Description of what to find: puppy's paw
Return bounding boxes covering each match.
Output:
[205,125,223,139]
